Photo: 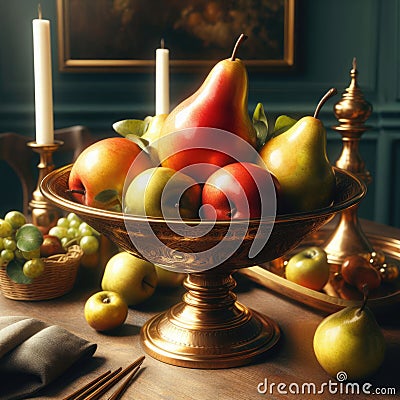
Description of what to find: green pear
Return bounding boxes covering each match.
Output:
[313,304,386,380]
[259,89,337,213]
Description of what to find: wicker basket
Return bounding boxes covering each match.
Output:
[0,245,84,301]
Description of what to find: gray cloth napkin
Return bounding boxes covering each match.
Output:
[0,316,97,400]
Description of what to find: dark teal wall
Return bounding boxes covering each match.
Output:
[1,0,400,228]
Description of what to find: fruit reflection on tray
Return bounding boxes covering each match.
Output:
[240,225,400,313]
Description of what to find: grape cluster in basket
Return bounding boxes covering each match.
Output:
[48,212,100,256]
[0,210,99,283]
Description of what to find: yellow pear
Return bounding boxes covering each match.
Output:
[259,89,337,213]
[313,303,386,380]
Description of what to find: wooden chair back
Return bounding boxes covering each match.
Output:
[0,125,94,216]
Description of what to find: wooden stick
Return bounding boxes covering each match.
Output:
[62,370,112,400]
[82,356,145,400]
[106,364,142,400]
[72,368,122,400]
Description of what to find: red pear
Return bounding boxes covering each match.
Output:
[157,34,257,182]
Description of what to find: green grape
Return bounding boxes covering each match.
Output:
[22,248,41,260]
[4,210,26,230]
[68,219,81,229]
[0,238,4,251]
[67,227,79,239]
[0,255,6,266]
[3,238,16,251]
[1,249,14,262]
[57,217,70,228]
[67,213,81,224]
[78,222,93,237]
[48,226,68,239]
[0,219,13,238]
[79,235,99,255]
[54,214,100,256]
[61,237,69,248]
[23,258,45,278]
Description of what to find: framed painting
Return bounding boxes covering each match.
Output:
[57,0,297,72]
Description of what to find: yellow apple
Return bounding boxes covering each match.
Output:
[101,252,157,306]
[155,265,186,288]
[84,290,128,331]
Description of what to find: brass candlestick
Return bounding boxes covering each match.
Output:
[323,58,376,263]
[28,140,63,231]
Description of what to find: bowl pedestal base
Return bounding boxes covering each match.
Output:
[140,271,280,369]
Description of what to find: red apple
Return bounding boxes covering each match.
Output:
[68,137,152,210]
[201,162,277,220]
[40,234,66,257]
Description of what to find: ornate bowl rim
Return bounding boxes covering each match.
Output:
[41,164,366,226]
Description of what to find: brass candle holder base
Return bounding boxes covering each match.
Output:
[28,140,63,231]
[323,204,373,265]
[141,272,280,369]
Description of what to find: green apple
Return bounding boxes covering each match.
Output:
[84,290,128,331]
[285,246,330,291]
[155,265,186,288]
[101,252,157,306]
[124,166,201,219]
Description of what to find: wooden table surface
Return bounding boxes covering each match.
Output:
[0,220,399,400]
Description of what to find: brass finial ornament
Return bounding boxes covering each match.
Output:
[334,58,372,127]
[332,58,373,184]
[323,58,377,263]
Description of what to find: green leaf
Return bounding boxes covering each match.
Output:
[6,260,33,284]
[273,115,297,137]
[15,224,43,252]
[95,189,119,203]
[125,134,150,151]
[124,134,160,166]
[252,103,269,149]
[112,119,149,137]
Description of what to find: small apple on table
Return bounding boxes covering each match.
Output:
[285,247,330,292]
[84,290,129,332]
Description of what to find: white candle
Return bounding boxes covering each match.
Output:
[32,5,54,144]
[155,39,170,115]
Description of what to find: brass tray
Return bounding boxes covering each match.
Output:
[240,223,400,314]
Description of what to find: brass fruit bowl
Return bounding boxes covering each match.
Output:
[41,165,365,369]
